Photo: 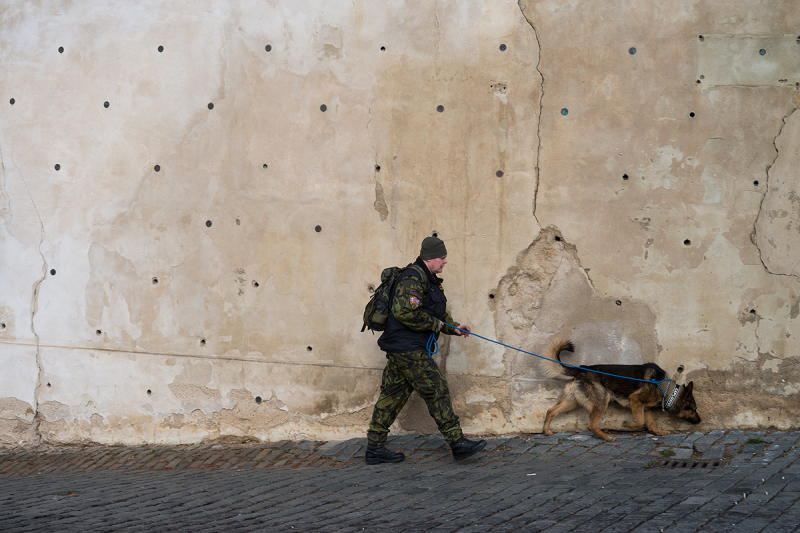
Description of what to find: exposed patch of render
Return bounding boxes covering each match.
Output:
[489,227,661,433]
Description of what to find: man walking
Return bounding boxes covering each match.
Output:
[366,236,487,464]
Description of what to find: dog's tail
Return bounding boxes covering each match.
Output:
[542,338,580,380]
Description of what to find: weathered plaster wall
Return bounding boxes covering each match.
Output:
[0,0,798,446]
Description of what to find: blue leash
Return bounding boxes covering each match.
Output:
[434,322,672,389]
[426,332,439,358]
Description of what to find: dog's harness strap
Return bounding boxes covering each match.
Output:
[442,322,672,387]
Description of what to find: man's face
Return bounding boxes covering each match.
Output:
[426,255,447,274]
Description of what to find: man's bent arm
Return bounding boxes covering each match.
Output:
[391,277,440,332]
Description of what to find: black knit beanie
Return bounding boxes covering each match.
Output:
[419,237,447,260]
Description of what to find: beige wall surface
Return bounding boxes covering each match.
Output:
[0,0,798,446]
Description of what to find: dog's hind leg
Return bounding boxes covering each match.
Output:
[587,403,615,442]
[542,396,579,436]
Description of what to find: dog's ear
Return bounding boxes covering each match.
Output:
[684,381,693,394]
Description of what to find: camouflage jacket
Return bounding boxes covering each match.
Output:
[391,274,460,335]
[377,259,461,353]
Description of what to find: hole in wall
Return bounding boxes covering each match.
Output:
[58,46,64,53]
[152,277,159,285]
[698,35,704,42]
[154,165,160,172]
[696,80,702,84]
[54,164,60,171]
[50,269,56,276]
[749,309,756,314]
[315,225,322,232]
[206,220,212,227]
[262,163,268,169]
[147,389,152,395]
[96,329,102,335]
[158,45,164,52]
[200,338,206,346]
[496,170,504,177]
[9,98,15,105]
[367,284,375,293]
[380,46,386,51]
[677,365,684,373]
[252,280,259,288]
[689,112,696,118]
[320,104,327,112]
[307,346,313,351]
[629,47,636,55]
[255,396,262,403]
[208,103,214,110]
[236,218,241,225]
[684,239,691,246]
[104,101,109,108]
[431,231,438,238]
[555,236,562,242]
[561,108,569,116]
[265,44,272,52]
[615,300,622,306]
[753,180,759,186]
[622,174,629,180]
[47,383,51,388]
[437,105,444,113]
[375,164,381,172]
[759,48,767,56]
[0,322,6,330]
[499,44,507,51]
[489,293,495,299]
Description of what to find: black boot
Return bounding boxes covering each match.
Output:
[450,437,487,461]
[365,445,405,465]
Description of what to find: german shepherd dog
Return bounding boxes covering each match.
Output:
[542,339,701,441]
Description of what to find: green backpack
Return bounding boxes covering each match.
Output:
[361,264,426,332]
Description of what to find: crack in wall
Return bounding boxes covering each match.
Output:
[517,0,544,226]
[9,147,47,446]
[752,107,799,281]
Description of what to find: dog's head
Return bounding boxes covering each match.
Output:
[675,381,701,424]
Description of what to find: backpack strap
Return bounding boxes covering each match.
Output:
[398,264,428,292]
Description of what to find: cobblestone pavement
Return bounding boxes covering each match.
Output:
[2,430,800,532]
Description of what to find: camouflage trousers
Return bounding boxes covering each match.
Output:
[367,350,463,447]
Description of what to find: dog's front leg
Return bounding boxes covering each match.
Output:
[622,394,647,430]
[644,409,669,436]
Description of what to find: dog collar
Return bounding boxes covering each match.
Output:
[662,381,681,412]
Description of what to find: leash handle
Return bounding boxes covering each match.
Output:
[426,332,438,358]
